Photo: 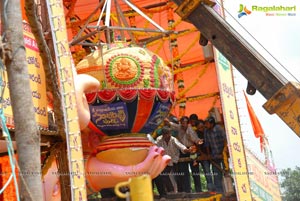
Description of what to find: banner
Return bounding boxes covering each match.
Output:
[246,148,282,201]
[2,21,48,128]
[215,50,252,200]
[90,102,129,130]
[141,102,172,134]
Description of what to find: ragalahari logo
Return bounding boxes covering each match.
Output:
[238,4,252,18]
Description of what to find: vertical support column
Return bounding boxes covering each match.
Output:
[215,50,252,200]
[46,0,87,200]
[167,7,186,117]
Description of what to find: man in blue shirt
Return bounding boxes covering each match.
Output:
[204,116,227,193]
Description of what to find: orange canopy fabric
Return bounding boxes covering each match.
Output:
[173,61,221,120]
[21,0,222,120]
[61,0,221,119]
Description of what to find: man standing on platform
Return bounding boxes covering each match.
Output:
[204,116,227,193]
[154,126,189,198]
[166,116,203,193]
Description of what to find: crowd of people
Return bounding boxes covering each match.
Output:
[152,113,228,199]
[98,113,229,199]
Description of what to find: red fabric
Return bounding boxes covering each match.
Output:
[244,91,264,151]
[85,92,97,103]
[96,142,154,152]
[139,89,156,100]
[97,90,117,103]
[131,92,155,132]
[88,121,107,136]
[118,89,138,102]
[157,90,172,102]
[86,89,174,104]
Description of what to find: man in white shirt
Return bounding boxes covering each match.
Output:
[166,116,203,193]
[154,126,189,198]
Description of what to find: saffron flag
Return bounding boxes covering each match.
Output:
[243,91,264,152]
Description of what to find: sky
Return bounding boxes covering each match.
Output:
[222,0,300,172]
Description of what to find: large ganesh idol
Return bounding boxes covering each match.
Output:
[75,44,174,193]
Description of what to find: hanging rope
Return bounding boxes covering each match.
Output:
[25,0,66,139]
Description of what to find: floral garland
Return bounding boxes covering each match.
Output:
[178,62,210,97]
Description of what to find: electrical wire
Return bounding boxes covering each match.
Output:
[0,72,20,201]
[0,106,15,195]
[0,174,13,194]
[0,117,20,201]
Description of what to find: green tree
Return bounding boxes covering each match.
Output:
[280,166,300,201]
